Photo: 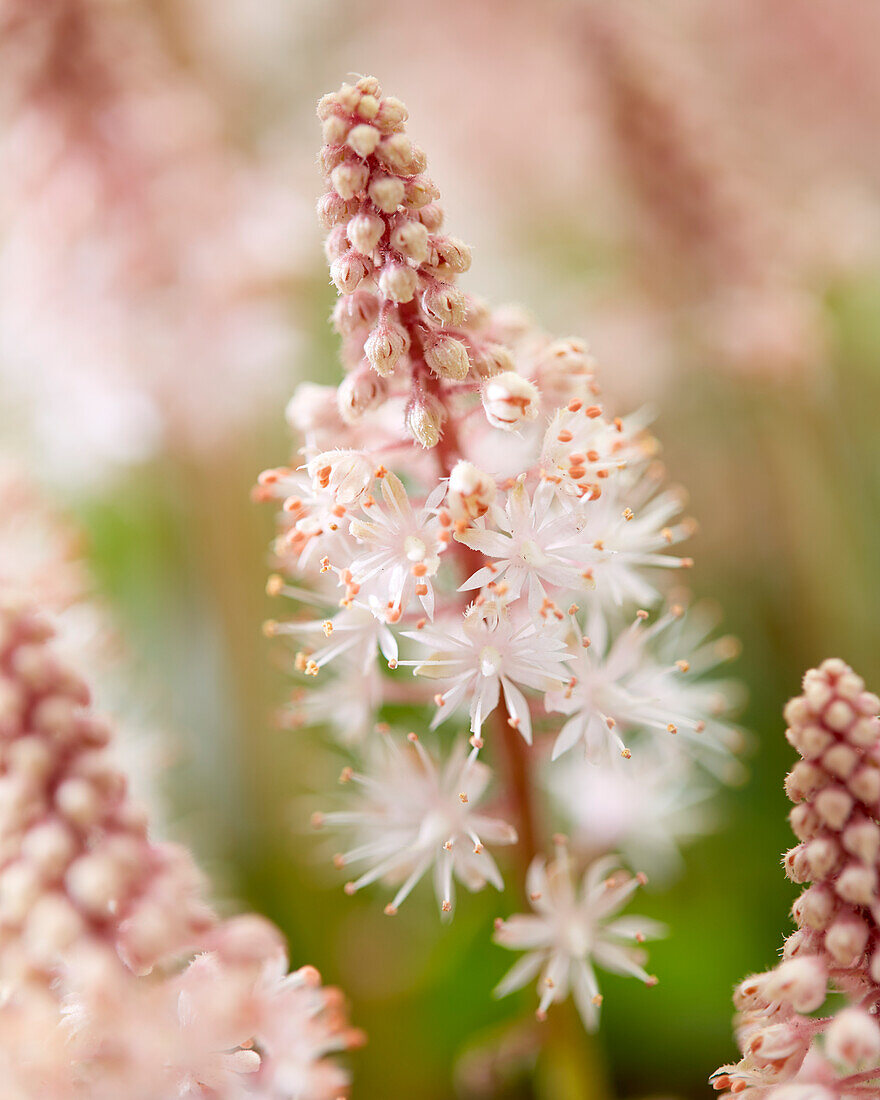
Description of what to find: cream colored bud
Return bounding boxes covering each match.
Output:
[335,83,360,112]
[364,318,410,376]
[55,777,101,828]
[356,94,380,120]
[842,818,880,864]
[419,203,444,232]
[369,176,405,214]
[814,786,853,829]
[422,284,468,326]
[835,862,877,906]
[376,133,414,172]
[322,115,349,144]
[347,123,381,158]
[391,219,429,263]
[307,450,373,505]
[448,461,496,522]
[337,369,387,423]
[21,818,76,879]
[332,291,378,336]
[347,212,384,255]
[826,1008,880,1070]
[481,372,540,430]
[405,176,439,209]
[330,252,371,295]
[378,262,419,303]
[433,236,472,273]
[285,383,339,434]
[25,894,84,964]
[424,335,470,381]
[66,851,125,917]
[331,163,369,201]
[375,96,408,131]
[825,915,869,966]
[405,391,446,449]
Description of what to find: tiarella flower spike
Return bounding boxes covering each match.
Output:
[711,660,880,1098]
[259,76,740,1036]
[0,594,359,1098]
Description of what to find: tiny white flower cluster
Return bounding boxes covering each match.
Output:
[259,77,741,1032]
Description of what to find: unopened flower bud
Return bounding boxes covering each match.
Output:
[330,163,369,201]
[405,176,439,209]
[422,283,468,326]
[369,176,405,213]
[405,391,446,449]
[364,317,410,376]
[825,1007,880,1070]
[448,461,496,522]
[469,341,514,379]
[307,450,373,505]
[481,372,540,430]
[763,957,827,1013]
[322,115,349,144]
[424,335,470,380]
[317,192,357,230]
[419,203,444,231]
[432,236,472,273]
[375,96,408,132]
[379,262,419,303]
[376,133,415,172]
[824,914,869,966]
[535,337,597,403]
[333,291,378,336]
[347,123,381,158]
[391,219,429,263]
[347,212,384,255]
[337,368,387,424]
[324,225,349,263]
[330,253,371,295]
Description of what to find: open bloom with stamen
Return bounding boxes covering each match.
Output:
[494,844,663,1029]
[348,472,449,619]
[546,607,739,769]
[457,479,595,614]
[402,601,572,743]
[271,602,399,676]
[318,733,516,917]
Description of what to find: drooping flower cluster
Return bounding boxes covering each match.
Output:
[0,0,302,483]
[711,659,880,1098]
[0,593,360,1098]
[258,77,740,1032]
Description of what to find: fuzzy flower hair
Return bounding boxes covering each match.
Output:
[711,659,880,1098]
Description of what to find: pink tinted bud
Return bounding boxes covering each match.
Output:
[405,391,446,449]
[834,862,877,906]
[306,450,373,505]
[823,914,869,966]
[322,115,349,144]
[748,1021,805,1062]
[825,1008,880,1070]
[333,291,379,336]
[842,818,880,864]
[330,163,369,201]
[481,372,540,430]
[763,957,827,1013]
[792,884,836,930]
[324,225,349,263]
[391,219,429,263]
[431,236,472,273]
[379,262,419,303]
[469,342,514,379]
[419,203,444,231]
[448,461,496,523]
[347,212,384,255]
[364,318,410,376]
[317,191,357,229]
[375,133,416,173]
[405,176,439,209]
[337,369,387,424]
[375,96,408,131]
[813,787,853,830]
[422,283,468,326]
[285,383,340,435]
[330,253,371,295]
[424,335,470,381]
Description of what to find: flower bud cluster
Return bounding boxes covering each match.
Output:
[317,76,547,445]
[711,660,880,1098]
[0,594,359,1098]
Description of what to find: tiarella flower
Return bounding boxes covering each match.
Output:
[494,843,663,1029]
[256,467,356,575]
[457,479,595,615]
[540,405,648,502]
[278,656,384,745]
[316,733,516,916]
[347,472,449,620]
[268,602,399,676]
[545,748,714,880]
[545,607,739,770]
[402,601,572,743]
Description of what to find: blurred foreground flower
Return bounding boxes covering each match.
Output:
[0,593,360,1097]
[711,660,880,1098]
[257,76,741,1047]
